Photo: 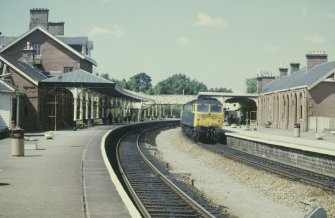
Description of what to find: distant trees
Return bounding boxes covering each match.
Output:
[99,72,231,95]
[128,72,153,93]
[153,74,207,95]
[208,87,232,93]
[110,72,153,94]
[245,77,257,93]
[99,73,111,81]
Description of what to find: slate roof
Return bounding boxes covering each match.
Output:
[41,69,153,101]
[0,36,17,49]
[58,36,88,45]
[261,61,335,94]
[0,53,48,83]
[42,69,112,84]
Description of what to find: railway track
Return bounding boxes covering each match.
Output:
[198,141,335,191]
[116,127,225,217]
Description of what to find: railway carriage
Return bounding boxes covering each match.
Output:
[181,98,226,143]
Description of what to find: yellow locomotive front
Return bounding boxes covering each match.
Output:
[181,97,225,143]
[194,103,224,128]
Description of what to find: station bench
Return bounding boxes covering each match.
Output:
[76,120,87,129]
[93,119,103,125]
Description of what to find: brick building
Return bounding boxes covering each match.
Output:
[0,9,143,131]
[257,52,335,132]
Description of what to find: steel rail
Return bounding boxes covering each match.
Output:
[136,130,216,218]
[199,142,335,191]
[116,130,150,217]
[117,126,217,218]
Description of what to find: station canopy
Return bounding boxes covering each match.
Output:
[41,69,150,101]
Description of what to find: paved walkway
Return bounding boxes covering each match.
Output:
[0,125,133,218]
[223,125,335,156]
[1,124,334,217]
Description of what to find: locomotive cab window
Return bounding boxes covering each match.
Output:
[210,105,222,113]
[197,104,209,112]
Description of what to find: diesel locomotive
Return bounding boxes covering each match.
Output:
[181,98,226,143]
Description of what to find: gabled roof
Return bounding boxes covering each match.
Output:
[42,69,112,84]
[41,69,153,101]
[261,61,335,94]
[0,53,47,86]
[0,26,97,66]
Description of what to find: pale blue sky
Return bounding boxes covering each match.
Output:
[1,0,334,92]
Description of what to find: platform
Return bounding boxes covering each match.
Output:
[223,125,335,156]
[0,126,134,218]
[1,124,334,217]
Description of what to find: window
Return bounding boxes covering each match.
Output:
[210,105,222,113]
[33,44,41,56]
[197,104,209,112]
[64,67,73,73]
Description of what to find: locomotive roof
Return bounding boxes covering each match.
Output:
[185,97,222,105]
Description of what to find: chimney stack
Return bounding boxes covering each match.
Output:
[290,62,300,74]
[29,8,49,30]
[256,71,276,93]
[279,67,288,77]
[306,51,327,71]
[48,22,65,36]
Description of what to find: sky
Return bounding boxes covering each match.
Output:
[1,0,335,93]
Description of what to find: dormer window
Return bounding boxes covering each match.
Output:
[33,44,41,56]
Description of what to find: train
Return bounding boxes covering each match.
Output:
[181,97,226,143]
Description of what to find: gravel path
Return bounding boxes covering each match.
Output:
[155,127,335,218]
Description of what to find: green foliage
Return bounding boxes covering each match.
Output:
[110,72,152,94]
[245,77,257,93]
[101,72,231,95]
[111,78,131,90]
[128,72,152,93]
[208,87,232,93]
[100,73,111,81]
[154,73,207,95]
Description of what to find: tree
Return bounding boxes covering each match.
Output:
[100,73,111,81]
[111,78,131,89]
[208,87,232,93]
[128,72,152,93]
[245,77,257,93]
[154,73,207,95]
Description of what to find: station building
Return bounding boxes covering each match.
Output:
[0,8,145,131]
[257,52,335,132]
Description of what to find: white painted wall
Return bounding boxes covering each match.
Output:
[0,94,12,129]
[308,116,335,132]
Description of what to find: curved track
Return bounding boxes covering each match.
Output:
[117,127,221,217]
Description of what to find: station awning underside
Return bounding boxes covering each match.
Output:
[40,69,150,101]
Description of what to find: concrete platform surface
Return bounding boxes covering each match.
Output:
[0,126,132,218]
[223,125,335,156]
[1,124,334,218]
